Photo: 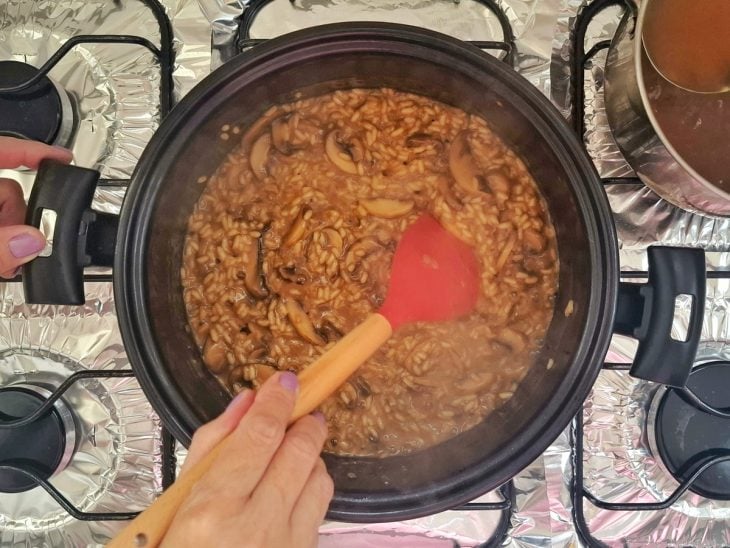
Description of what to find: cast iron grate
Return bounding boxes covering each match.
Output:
[0,0,174,190]
[568,1,730,546]
[0,0,177,524]
[0,369,177,520]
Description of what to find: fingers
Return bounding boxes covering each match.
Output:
[202,371,299,495]
[0,178,42,278]
[0,136,73,170]
[181,389,256,475]
[250,412,328,513]
[0,178,27,226]
[0,137,74,278]
[290,457,334,540]
[0,225,46,278]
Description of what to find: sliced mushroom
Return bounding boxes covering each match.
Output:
[250,133,271,180]
[360,198,414,219]
[271,115,294,155]
[284,298,325,345]
[496,327,527,353]
[317,318,344,343]
[325,130,361,174]
[242,230,269,300]
[438,178,464,210]
[455,371,494,392]
[249,346,269,361]
[203,340,227,373]
[242,107,281,149]
[277,264,309,285]
[405,132,443,152]
[282,207,309,247]
[342,237,384,282]
[448,131,481,193]
[353,376,372,398]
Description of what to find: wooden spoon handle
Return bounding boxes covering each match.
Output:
[108,313,392,548]
[291,312,393,422]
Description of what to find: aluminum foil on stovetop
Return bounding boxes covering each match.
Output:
[577,343,730,547]
[0,0,213,196]
[0,0,158,180]
[205,0,560,96]
[0,282,162,547]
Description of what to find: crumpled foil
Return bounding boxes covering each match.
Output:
[2,0,729,546]
[0,282,162,547]
[550,1,730,546]
[0,0,211,545]
[580,342,730,547]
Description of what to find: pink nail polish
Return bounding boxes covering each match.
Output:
[279,371,299,392]
[9,233,45,259]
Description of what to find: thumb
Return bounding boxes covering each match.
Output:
[0,225,46,278]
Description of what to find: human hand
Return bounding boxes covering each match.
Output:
[161,372,334,548]
[0,136,73,278]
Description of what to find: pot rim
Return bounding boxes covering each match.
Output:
[115,22,618,521]
[634,1,730,202]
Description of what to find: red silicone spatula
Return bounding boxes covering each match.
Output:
[291,213,480,421]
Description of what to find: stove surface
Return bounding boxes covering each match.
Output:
[0,1,728,547]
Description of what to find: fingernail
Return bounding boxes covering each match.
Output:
[226,389,251,411]
[279,371,299,393]
[311,411,326,424]
[9,233,45,259]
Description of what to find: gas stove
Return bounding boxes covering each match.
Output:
[1,1,728,546]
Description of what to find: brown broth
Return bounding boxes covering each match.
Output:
[642,47,730,191]
[642,0,730,93]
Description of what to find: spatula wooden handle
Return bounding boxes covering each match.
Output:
[291,312,393,422]
[107,313,392,548]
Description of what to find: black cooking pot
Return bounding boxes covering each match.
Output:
[23,23,706,522]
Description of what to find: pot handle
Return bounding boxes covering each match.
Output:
[614,246,705,388]
[23,159,117,305]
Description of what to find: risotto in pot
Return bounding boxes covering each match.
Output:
[181,88,559,457]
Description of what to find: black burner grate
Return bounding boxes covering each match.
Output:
[0,0,177,525]
[567,1,730,546]
[235,0,517,66]
[0,1,174,190]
